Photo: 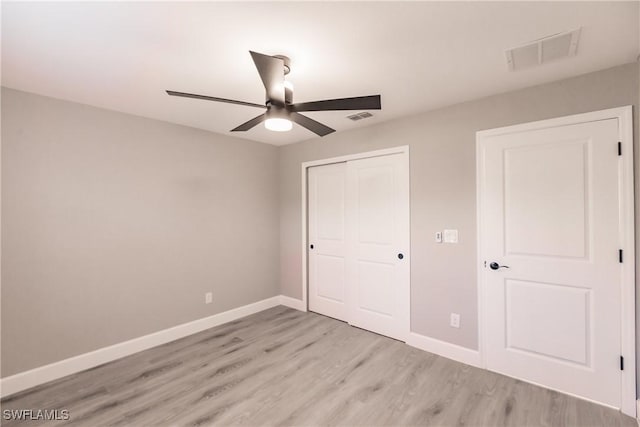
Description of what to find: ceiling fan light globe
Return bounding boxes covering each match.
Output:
[265,118,292,132]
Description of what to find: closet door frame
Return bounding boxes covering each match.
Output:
[301,146,410,335]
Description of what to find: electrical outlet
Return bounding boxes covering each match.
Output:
[205,292,213,304]
[450,313,460,328]
[435,232,442,243]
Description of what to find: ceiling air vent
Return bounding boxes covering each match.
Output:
[505,28,581,71]
[347,112,374,121]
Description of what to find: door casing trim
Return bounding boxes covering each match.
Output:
[476,106,635,417]
[300,145,410,341]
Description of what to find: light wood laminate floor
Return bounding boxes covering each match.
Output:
[1,306,635,426]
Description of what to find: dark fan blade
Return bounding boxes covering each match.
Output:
[290,112,335,137]
[249,51,285,105]
[231,113,267,132]
[166,90,266,109]
[290,95,381,112]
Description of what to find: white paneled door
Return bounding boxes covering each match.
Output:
[479,118,623,408]
[308,152,409,341]
[346,154,410,340]
[308,163,348,322]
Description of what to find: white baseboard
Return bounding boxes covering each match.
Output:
[0,296,283,398]
[279,295,306,311]
[406,332,481,368]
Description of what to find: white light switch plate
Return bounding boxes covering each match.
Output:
[444,229,458,243]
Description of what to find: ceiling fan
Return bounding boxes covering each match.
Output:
[167,51,381,137]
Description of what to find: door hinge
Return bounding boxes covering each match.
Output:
[620,356,624,370]
[618,141,622,156]
[619,249,623,263]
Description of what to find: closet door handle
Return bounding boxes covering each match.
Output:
[398,253,404,260]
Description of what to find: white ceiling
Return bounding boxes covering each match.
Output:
[2,1,638,146]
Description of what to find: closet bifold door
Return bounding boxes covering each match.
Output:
[346,153,410,341]
[308,162,348,322]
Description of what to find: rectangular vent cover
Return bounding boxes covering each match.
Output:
[347,112,374,121]
[506,28,580,71]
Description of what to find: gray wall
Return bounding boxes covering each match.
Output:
[1,88,280,377]
[279,63,639,351]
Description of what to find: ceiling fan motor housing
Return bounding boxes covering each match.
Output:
[273,55,293,104]
[268,104,290,120]
[284,84,293,105]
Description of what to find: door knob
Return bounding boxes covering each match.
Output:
[398,253,404,260]
[310,244,314,249]
[489,262,509,270]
